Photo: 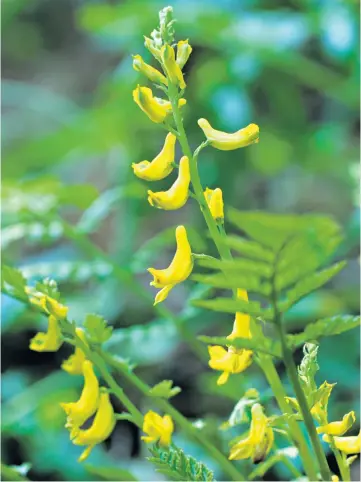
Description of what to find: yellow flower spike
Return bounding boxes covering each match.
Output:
[204,187,224,222]
[29,315,63,352]
[133,85,186,124]
[60,360,99,429]
[198,118,259,151]
[161,44,186,89]
[208,288,252,385]
[317,411,356,436]
[323,431,361,455]
[176,40,192,69]
[61,328,88,375]
[141,410,174,446]
[229,403,274,462]
[132,133,176,181]
[147,155,190,210]
[72,389,116,462]
[132,54,168,86]
[148,225,193,305]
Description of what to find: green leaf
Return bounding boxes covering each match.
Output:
[191,273,271,297]
[2,221,64,249]
[197,257,272,278]
[288,315,361,349]
[84,463,138,481]
[149,380,181,399]
[225,235,274,262]
[198,335,281,357]
[192,297,273,320]
[278,261,346,313]
[84,313,113,344]
[147,445,215,482]
[1,265,26,298]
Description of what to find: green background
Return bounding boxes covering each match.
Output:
[2,0,360,480]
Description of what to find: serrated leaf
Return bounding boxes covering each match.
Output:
[288,315,360,349]
[192,297,273,320]
[197,257,272,278]
[1,265,27,298]
[84,463,138,481]
[84,313,113,344]
[191,273,271,297]
[225,235,274,262]
[278,261,346,313]
[198,335,281,357]
[149,380,181,399]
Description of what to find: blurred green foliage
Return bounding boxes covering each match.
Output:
[2,0,359,480]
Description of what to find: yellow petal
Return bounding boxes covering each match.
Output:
[147,156,190,210]
[144,36,162,61]
[142,410,174,447]
[229,437,253,460]
[323,431,361,455]
[29,315,63,352]
[204,187,224,222]
[154,284,175,305]
[133,85,169,123]
[217,371,230,385]
[78,444,95,463]
[133,54,168,85]
[132,133,176,181]
[317,411,356,436]
[61,328,87,375]
[161,44,186,89]
[176,40,192,69]
[198,118,259,150]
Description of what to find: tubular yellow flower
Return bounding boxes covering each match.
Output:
[27,289,68,319]
[208,289,252,385]
[311,381,336,424]
[133,85,186,123]
[204,187,224,222]
[176,40,192,69]
[60,360,99,429]
[132,133,176,181]
[29,315,63,352]
[323,431,361,455]
[148,225,193,305]
[144,36,162,62]
[198,118,259,151]
[141,410,174,446]
[61,328,88,375]
[317,411,356,436]
[161,44,186,89]
[132,54,168,85]
[71,390,116,462]
[147,155,190,210]
[229,403,274,462]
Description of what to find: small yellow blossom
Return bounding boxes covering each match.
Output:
[132,54,168,85]
[27,289,68,319]
[141,410,174,446]
[285,397,301,413]
[323,431,361,455]
[208,289,252,385]
[311,381,335,424]
[133,85,186,123]
[204,187,224,222]
[176,40,192,69]
[229,403,274,462]
[61,328,88,375]
[161,44,186,89]
[71,389,116,462]
[198,118,259,151]
[144,36,162,62]
[132,133,176,181]
[61,360,99,429]
[332,476,339,482]
[148,225,193,305]
[147,155,190,210]
[29,315,63,352]
[317,411,356,436]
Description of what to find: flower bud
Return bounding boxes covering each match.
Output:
[132,55,167,85]
[176,40,192,69]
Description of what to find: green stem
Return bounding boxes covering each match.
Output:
[102,350,244,482]
[329,437,350,481]
[276,323,332,481]
[258,354,319,480]
[60,218,207,361]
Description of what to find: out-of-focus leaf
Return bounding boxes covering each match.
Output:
[84,313,113,344]
[1,265,27,299]
[2,221,64,249]
[198,335,281,357]
[192,297,273,320]
[85,464,138,481]
[149,380,181,399]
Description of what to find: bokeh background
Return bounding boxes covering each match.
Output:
[2,0,360,480]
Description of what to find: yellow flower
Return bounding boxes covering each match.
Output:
[148,225,193,305]
[317,411,356,436]
[311,381,335,424]
[204,187,224,222]
[198,118,259,151]
[229,403,274,462]
[332,476,339,482]
[132,54,168,85]
[176,40,192,69]
[285,397,301,413]
[208,289,252,385]
[132,133,176,181]
[144,36,162,62]
[133,85,186,123]
[27,289,68,319]
[61,328,88,375]
[161,44,186,89]
[29,315,63,352]
[323,431,361,455]
[71,389,116,462]
[60,360,99,429]
[147,155,190,210]
[141,410,174,446]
